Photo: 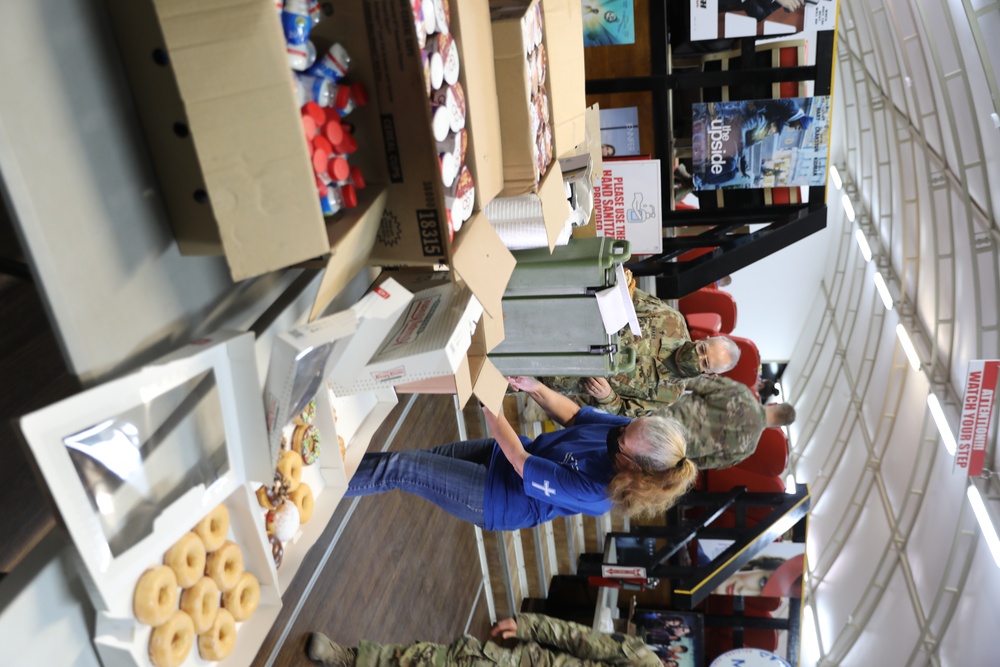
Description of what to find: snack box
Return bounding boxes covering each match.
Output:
[18,331,280,665]
[261,277,414,464]
[102,0,390,311]
[266,385,397,594]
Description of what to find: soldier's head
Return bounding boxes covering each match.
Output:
[765,403,796,427]
[672,337,739,377]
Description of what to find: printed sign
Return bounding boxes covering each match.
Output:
[593,159,663,255]
[692,96,832,190]
[602,564,647,579]
[599,107,641,158]
[690,0,837,41]
[583,0,636,46]
[956,360,999,476]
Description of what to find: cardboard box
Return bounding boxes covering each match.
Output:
[362,0,510,267]
[539,0,587,158]
[262,278,414,462]
[103,0,391,293]
[18,332,280,666]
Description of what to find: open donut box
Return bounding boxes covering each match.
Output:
[18,331,282,667]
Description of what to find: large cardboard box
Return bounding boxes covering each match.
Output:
[103,0,390,299]
[18,332,281,667]
[539,0,588,158]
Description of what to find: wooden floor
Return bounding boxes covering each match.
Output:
[0,202,494,662]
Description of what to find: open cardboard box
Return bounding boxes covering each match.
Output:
[361,0,516,335]
[103,0,391,303]
[18,331,279,666]
[487,0,578,251]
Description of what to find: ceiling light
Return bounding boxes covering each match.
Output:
[842,194,855,222]
[926,393,957,456]
[966,485,1000,568]
[785,474,797,493]
[895,323,921,371]
[855,229,872,262]
[802,604,821,662]
[829,165,843,190]
[873,272,893,310]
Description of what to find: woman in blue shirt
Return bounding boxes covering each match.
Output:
[344,376,698,530]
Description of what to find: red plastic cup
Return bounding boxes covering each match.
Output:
[349,166,366,189]
[315,176,328,198]
[351,82,369,107]
[328,156,350,182]
[311,135,333,173]
[324,120,345,146]
[341,184,358,208]
[301,114,317,139]
[335,133,359,155]
[302,101,326,127]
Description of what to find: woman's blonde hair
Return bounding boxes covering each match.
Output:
[606,414,698,519]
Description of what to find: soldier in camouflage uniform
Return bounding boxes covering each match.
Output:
[540,288,740,417]
[306,612,662,666]
[664,375,796,469]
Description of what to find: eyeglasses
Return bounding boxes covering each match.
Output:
[695,340,712,373]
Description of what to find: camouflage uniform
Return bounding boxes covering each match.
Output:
[541,289,694,417]
[664,375,769,469]
[354,613,660,666]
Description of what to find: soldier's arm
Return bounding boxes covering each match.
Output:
[515,613,661,666]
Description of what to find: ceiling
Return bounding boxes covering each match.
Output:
[781,0,1000,664]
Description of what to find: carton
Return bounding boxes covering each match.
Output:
[362,0,512,285]
[103,0,390,296]
[18,331,280,666]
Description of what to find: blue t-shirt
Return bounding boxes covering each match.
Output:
[483,407,632,530]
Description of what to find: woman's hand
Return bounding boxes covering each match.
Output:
[507,376,542,393]
[491,617,518,640]
[583,377,612,400]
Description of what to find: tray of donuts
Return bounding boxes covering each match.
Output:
[94,486,281,667]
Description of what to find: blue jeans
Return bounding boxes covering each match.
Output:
[345,439,495,528]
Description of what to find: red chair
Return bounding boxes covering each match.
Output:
[685,312,723,338]
[679,287,737,333]
[737,428,789,478]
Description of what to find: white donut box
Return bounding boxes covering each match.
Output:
[19,331,281,667]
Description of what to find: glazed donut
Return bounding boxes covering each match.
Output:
[277,449,303,491]
[292,423,321,465]
[269,535,284,569]
[148,609,194,667]
[289,482,314,524]
[133,565,179,627]
[179,576,220,635]
[222,571,260,622]
[193,504,230,552]
[205,540,244,593]
[164,532,207,589]
[198,608,237,661]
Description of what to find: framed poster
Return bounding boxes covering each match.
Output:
[691,96,832,190]
[698,539,805,598]
[593,159,663,255]
[633,609,705,667]
[583,0,637,46]
[600,106,642,157]
[690,0,838,42]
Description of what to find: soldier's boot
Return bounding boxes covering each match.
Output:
[307,633,357,666]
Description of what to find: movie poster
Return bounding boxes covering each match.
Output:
[633,609,704,667]
[592,159,663,255]
[690,0,837,41]
[691,96,832,190]
[698,540,805,598]
[583,0,636,46]
[599,107,641,158]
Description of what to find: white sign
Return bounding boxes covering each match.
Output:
[592,159,663,255]
[956,360,999,476]
[601,565,647,579]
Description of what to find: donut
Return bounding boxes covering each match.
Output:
[179,576,220,635]
[266,502,300,542]
[222,571,260,622]
[148,609,194,667]
[338,434,347,460]
[255,484,282,510]
[289,482,314,524]
[269,535,284,569]
[163,532,207,589]
[295,398,317,425]
[193,504,230,552]
[198,608,237,661]
[205,540,244,593]
[133,565,179,627]
[292,423,321,465]
[277,449,303,491]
